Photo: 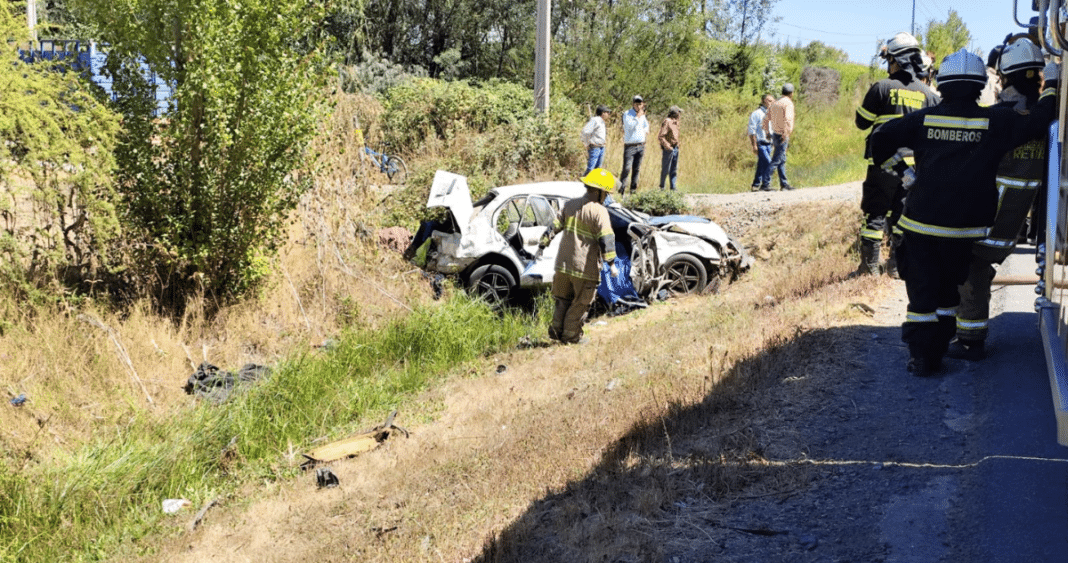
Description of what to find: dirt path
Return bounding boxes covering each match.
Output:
[139,182,1068,562]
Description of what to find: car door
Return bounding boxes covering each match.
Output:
[493,195,560,285]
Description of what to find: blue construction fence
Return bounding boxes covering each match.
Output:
[18,39,173,116]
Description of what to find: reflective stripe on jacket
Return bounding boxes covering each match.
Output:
[870,91,1056,239]
[553,195,616,281]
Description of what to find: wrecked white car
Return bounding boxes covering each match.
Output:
[407,170,752,306]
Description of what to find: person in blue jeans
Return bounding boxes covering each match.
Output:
[747,94,774,190]
[581,105,610,175]
[658,106,682,190]
[762,83,795,190]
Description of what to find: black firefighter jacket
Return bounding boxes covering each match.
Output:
[870,88,1057,239]
[856,70,941,161]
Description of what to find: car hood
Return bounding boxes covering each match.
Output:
[426,171,474,236]
[648,215,731,245]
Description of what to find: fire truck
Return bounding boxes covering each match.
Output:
[1032,0,1068,445]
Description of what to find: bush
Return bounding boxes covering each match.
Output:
[73,0,330,312]
[623,190,691,216]
[0,5,122,301]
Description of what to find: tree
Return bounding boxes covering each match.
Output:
[917,9,972,68]
[359,0,535,81]
[0,4,121,297]
[553,0,704,106]
[700,0,779,46]
[69,0,329,310]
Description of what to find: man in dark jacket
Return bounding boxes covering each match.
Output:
[854,32,940,276]
[871,48,1057,376]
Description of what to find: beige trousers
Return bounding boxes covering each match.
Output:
[549,272,599,343]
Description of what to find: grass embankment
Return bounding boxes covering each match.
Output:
[0,295,546,561]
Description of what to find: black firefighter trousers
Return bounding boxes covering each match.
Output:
[897,231,976,363]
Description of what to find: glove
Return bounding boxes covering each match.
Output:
[610,263,619,278]
[902,167,916,190]
[1044,61,1061,89]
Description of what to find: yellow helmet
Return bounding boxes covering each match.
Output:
[581,168,617,194]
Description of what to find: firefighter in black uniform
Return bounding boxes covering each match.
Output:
[952,39,1050,361]
[870,48,1058,376]
[854,32,941,277]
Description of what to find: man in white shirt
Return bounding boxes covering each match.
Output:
[619,95,649,196]
[747,94,774,191]
[581,105,610,175]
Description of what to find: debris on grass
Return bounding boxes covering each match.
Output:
[302,410,409,468]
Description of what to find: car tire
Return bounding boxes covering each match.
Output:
[662,253,708,295]
[467,264,516,306]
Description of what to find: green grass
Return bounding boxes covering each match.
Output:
[0,294,544,562]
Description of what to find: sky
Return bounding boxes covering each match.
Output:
[766,0,1026,64]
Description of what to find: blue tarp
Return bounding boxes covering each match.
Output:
[597,241,644,307]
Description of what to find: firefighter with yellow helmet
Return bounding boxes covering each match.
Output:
[854,32,940,277]
[870,48,1058,376]
[546,168,620,343]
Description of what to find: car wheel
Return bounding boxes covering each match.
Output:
[467,264,517,306]
[662,253,708,295]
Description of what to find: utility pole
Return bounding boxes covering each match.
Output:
[534,0,550,115]
[911,0,916,36]
[27,0,37,42]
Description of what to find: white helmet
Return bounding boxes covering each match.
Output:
[937,48,988,86]
[999,38,1045,74]
[886,32,921,57]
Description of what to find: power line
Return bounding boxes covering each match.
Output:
[776,22,899,38]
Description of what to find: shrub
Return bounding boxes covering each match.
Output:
[0,5,122,301]
[72,0,330,312]
[623,190,691,216]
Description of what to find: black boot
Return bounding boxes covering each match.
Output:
[947,338,985,361]
[851,239,882,277]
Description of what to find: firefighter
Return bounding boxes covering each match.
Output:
[870,48,1057,376]
[547,168,620,344]
[952,39,1049,361]
[853,32,941,277]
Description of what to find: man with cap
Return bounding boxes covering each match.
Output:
[762,84,795,190]
[853,32,940,277]
[658,106,683,190]
[581,105,610,175]
[619,95,649,196]
[544,168,620,344]
[870,47,1058,376]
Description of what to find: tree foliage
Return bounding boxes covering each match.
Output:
[554,0,704,107]
[699,0,779,46]
[69,0,328,309]
[0,4,121,298]
[359,0,534,81]
[917,9,972,68]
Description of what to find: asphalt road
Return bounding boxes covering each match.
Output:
[886,245,1068,562]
